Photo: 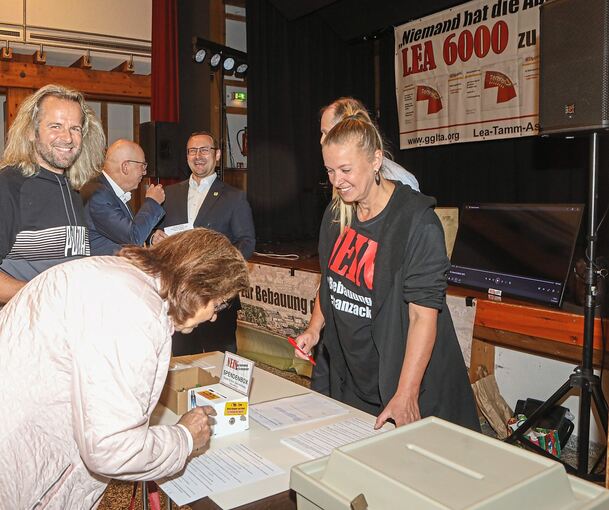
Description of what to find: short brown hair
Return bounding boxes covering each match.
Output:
[118,228,249,325]
[187,131,219,150]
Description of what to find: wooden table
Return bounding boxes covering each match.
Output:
[189,490,296,510]
[460,287,608,384]
[153,352,380,509]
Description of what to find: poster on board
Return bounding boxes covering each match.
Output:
[238,263,320,338]
[395,0,543,149]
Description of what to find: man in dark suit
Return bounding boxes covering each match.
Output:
[153,131,255,355]
[84,139,165,255]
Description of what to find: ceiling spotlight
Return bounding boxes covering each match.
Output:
[192,37,248,75]
[223,56,235,72]
[210,53,222,69]
[194,48,206,63]
[235,62,248,78]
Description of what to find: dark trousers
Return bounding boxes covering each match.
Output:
[171,305,238,356]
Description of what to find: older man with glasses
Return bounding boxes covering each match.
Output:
[84,139,166,255]
[153,130,255,355]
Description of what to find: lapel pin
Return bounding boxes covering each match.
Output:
[213,192,219,197]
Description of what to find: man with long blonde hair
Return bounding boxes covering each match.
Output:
[0,84,105,303]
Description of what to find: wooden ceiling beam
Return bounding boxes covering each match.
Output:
[32,50,46,65]
[0,60,151,102]
[111,59,134,74]
[1,46,13,61]
[70,54,92,69]
[3,50,46,65]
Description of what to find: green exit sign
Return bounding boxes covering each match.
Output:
[232,91,247,101]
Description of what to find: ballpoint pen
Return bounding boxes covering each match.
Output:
[287,336,317,366]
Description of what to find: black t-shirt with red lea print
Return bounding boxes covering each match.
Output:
[327,203,391,404]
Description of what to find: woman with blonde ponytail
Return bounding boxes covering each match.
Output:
[295,112,479,432]
[295,99,420,394]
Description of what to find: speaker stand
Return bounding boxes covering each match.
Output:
[505,132,608,479]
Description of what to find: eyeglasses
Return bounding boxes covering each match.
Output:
[187,146,217,156]
[125,160,148,171]
[214,299,231,313]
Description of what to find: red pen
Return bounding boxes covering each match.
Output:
[287,336,317,366]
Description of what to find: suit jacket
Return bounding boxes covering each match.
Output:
[161,177,255,259]
[84,174,165,256]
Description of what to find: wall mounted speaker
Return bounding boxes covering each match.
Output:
[540,0,609,134]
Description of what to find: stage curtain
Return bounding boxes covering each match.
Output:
[152,0,179,122]
[247,0,375,242]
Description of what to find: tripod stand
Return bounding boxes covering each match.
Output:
[505,132,608,478]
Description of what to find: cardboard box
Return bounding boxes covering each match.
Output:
[160,367,219,415]
[189,383,249,437]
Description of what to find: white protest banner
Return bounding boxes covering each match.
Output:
[395,0,542,149]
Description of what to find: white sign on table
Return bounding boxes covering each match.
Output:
[221,352,255,395]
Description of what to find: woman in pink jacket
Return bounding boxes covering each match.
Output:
[0,228,249,509]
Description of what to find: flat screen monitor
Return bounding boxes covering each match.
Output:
[447,204,584,307]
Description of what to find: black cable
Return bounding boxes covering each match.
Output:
[598,265,607,390]
[596,203,609,234]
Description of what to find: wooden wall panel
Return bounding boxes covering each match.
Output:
[5,87,33,131]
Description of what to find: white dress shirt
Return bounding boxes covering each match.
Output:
[187,173,216,224]
[103,171,133,218]
[103,171,132,203]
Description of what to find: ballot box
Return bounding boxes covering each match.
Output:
[290,417,609,510]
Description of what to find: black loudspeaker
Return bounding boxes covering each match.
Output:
[139,121,180,178]
[540,0,609,134]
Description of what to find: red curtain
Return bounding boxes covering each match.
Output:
[151,0,179,122]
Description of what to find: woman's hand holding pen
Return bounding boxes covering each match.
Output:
[294,291,325,362]
[178,406,216,450]
[294,328,320,361]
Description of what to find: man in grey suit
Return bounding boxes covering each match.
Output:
[153,131,255,355]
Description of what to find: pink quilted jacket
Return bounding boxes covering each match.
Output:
[0,257,191,509]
